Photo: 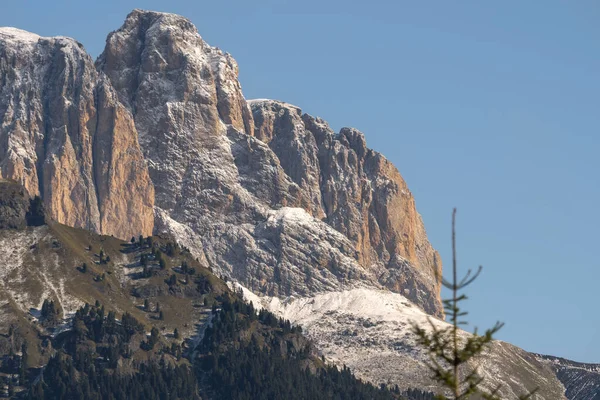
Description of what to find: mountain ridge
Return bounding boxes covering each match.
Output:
[1,8,443,317]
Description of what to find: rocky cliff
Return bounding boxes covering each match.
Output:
[0,27,154,240]
[0,179,30,229]
[535,355,600,400]
[251,100,442,313]
[0,10,442,316]
[95,10,441,315]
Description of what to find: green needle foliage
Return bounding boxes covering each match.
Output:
[412,209,538,400]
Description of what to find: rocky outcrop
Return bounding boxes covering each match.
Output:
[536,355,600,400]
[96,9,254,212]
[0,27,154,239]
[251,100,442,315]
[0,180,30,229]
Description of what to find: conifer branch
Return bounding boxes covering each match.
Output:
[411,208,538,399]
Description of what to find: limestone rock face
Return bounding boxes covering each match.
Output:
[94,10,442,315]
[96,9,254,212]
[250,100,324,218]
[251,100,442,316]
[93,78,155,238]
[0,27,154,239]
[0,180,30,229]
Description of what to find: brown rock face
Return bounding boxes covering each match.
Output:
[0,27,154,239]
[252,101,442,315]
[93,79,155,238]
[96,9,255,212]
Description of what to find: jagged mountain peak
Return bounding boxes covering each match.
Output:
[116,8,238,65]
[124,8,199,31]
[248,98,367,146]
[97,8,252,133]
[0,26,88,57]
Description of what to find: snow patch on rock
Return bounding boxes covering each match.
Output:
[0,27,41,43]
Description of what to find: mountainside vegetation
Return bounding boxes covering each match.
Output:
[0,182,435,399]
[20,296,434,400]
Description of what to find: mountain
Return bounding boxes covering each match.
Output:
[0,182,414,399]
[0,9,597,399]
[1,10,442,318]
[535,355,600,400]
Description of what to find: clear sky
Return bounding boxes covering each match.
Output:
[2,1,599,362]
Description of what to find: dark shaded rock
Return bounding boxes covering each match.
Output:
[26,195,45,226]
[0,180,29,229]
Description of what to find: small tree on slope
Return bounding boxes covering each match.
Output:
[411,209,538,400]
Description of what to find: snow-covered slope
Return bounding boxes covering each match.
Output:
[237,285,566,399]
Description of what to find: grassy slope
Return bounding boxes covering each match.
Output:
[0,220,228,368]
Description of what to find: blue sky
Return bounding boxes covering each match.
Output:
[2,1,599,362]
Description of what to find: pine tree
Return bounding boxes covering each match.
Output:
[412,209,538,400]
[165,242,175,257]
[150,327,160,348]
[159,310,164,321]
[19,341,28,385]
[174,328,180,339]
[144,299,150,311]
[167,274,177,286]
[41,299,60,324]
[26,196,45,226]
